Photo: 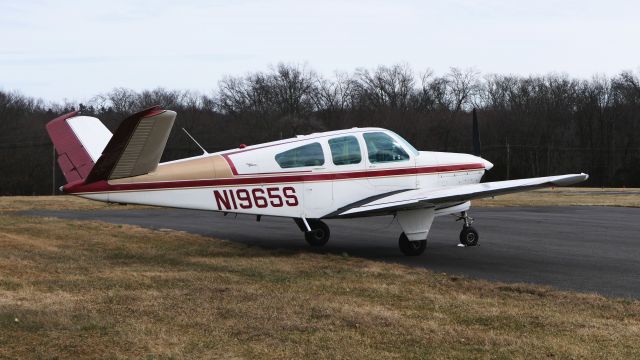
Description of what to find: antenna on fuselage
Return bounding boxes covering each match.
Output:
[181,128,209,155]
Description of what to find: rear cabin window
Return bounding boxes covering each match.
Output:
[363,132,410,163]
[329,136,361,165]
[275,142,325,168]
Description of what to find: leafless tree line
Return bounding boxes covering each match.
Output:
[1,63,639,194]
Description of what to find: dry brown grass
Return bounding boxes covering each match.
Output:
[1,198,640,358]
[0,195,149,212]
[474,187,640,207]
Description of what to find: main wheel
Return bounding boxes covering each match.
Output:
[459,226,479,246]
[398,233,427,256]
[304,220,330,246]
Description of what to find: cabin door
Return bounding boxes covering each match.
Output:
[303,142,333,215]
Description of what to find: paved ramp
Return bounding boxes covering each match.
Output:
[25,206,640,298]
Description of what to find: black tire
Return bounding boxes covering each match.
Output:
[398,232,427,256]
[304,220,330,246]
[459,226,479,246]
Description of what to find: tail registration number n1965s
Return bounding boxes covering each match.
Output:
[213,186,299,210]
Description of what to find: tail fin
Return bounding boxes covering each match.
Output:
[86,106,176,183]
[46,111,112,184]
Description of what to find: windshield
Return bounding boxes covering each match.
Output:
[388,131,419,156]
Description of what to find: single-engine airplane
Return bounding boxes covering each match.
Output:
[46,106,588,255]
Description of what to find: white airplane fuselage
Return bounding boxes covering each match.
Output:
[69,127,492,220]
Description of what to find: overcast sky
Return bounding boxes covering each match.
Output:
[1,0,638,103]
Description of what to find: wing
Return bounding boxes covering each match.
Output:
[331,173,588,218]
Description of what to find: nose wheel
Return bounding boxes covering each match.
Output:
[459,225,479,246]
[457,211,479,247]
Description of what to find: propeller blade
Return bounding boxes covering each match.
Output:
[472,108,481,156]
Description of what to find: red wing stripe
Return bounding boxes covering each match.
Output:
[65,163,485,193]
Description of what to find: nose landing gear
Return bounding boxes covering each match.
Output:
[457,211,479,247]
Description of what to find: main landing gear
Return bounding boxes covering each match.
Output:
[457,211,479,247]
[294,211,479,255]
[398,233,427,256]
[295,219,330,247]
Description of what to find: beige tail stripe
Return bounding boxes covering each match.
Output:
[109,155,234,185]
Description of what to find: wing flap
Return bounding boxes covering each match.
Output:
[337,173,589,217]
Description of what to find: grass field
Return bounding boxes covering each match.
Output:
[474,187,640,207]
[0,196,148,212]
[1,196,640,358]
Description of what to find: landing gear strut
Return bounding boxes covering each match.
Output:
[295,219,330,247]
[457,211,479,246]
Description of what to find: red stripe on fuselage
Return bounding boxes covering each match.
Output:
[220,153,238,175]
[65,163,485,194]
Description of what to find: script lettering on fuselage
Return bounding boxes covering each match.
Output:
[213,186,299,210]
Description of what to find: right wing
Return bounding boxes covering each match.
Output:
[331,173,588,218]
[86,107,176,183]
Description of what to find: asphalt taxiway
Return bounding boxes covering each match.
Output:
[26,206,640,298]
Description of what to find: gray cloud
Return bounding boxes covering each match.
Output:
[1,0,638,102]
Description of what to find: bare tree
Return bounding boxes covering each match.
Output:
[3,66,640,194]
[445,67,482,112]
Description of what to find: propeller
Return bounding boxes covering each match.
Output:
[472,108,481,156]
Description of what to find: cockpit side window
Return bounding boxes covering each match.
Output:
[388,130,419,155]
[275,142,325,168]
[329,136,361,165]
[363,132,410,163]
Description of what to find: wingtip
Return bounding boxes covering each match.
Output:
[549,173,590,187]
